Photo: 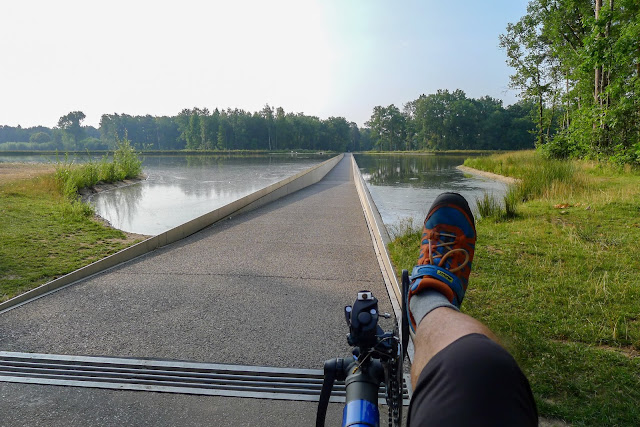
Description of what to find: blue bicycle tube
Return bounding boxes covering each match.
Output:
[342,399,379,427]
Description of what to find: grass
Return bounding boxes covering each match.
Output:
[0,140,144,303]
[389,150,640,425]
[466,150,580,221]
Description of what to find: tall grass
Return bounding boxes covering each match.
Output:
[468,150,579,221]
[55,137,142,200]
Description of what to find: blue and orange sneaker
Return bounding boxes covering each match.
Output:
[407,192,476,332]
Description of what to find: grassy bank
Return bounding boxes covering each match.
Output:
[389,151,640,425]
[0,140,144,303]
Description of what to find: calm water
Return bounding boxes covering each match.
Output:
[92,154,332,235]
[353,154,507,233]
[0,153,331,235]
[3,152,506,236]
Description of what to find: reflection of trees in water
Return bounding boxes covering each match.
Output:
[355,155,467,187]
[141,153,333,169]
[92,183,144,229]
[167,155,331,198]
[93,154,335,225]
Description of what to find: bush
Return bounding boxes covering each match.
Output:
[113,137,142,180]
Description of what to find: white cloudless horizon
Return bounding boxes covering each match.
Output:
[1,0,529,129]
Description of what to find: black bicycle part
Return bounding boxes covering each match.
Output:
[316,358,347,427]
[316,290,404,427]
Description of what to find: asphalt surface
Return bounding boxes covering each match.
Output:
[0,155,395,425]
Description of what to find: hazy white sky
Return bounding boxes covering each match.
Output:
[1,0,529,128]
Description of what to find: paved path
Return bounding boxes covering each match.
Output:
[0,155,396,425]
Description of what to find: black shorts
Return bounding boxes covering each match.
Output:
[408,334,538,426]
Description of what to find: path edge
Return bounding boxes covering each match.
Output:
[350,154,413,367]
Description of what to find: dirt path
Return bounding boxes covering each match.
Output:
[0,162,56,181]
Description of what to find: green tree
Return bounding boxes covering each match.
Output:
[260,104,275,150]
[365,105,406,151]
[57,111,86,148]
[502,0,640,162]
[29,131,51,143]
[217,123,226,150]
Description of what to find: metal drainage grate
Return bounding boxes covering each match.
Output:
[0,351,410,405]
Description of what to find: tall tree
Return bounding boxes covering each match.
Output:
[502,0,640,161]
[58,111,86,147]
[260,104,275,150]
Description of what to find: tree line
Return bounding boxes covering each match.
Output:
[1,95,537,153]
[0,106,359,152]
[366,90,536,151]
[500,0,640,163]
[101,106,356,152]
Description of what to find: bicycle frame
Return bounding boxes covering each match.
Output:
[316,290,406,427]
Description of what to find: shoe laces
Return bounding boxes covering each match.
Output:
[428,230,470,273]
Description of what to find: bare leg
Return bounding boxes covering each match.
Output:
[410,307,499,387]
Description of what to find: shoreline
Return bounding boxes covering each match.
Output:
[456,165,519,184]
[78,175,153,242]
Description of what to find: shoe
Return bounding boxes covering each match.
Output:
[408,193,476,326]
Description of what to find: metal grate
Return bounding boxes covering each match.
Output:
[0,351,410,405]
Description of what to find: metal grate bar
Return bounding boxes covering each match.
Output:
[0,351,410,405]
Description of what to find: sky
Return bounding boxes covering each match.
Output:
[0,0,530,129]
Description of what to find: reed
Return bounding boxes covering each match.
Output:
[55,137,142,200]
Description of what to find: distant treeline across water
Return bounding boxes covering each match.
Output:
[0,92,537,153]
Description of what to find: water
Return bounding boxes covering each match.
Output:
[0,153,105,164]
[93,154,333,235]
[353,154,508,234]
[0,153,331,235]
[2,152,507,237]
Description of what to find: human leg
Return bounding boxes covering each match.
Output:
[410,306,498,387]
[408,332,538,426]
[406,193,537,426]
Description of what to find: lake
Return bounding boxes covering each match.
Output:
[2,152,507,236]
[0,153,332,235]
[353,154,507,234]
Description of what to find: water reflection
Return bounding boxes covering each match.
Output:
[90,154,331,235]
[353,154,507,232]
[91,182,144,232]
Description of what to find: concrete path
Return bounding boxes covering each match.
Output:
[0,155,396,425]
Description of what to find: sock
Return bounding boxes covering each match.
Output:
[410,289,459,328]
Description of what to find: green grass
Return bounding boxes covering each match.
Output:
[0,142,144,303]
[390,151,640,425]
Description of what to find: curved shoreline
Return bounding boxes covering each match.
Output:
[78,175,153,241]
[456,165,519,184]
[78,174,148,202]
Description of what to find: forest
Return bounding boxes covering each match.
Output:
[501,0,639,163]
[0,94,536,153]
[366,91,536,151]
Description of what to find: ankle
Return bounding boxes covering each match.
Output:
[409,289,459,331]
